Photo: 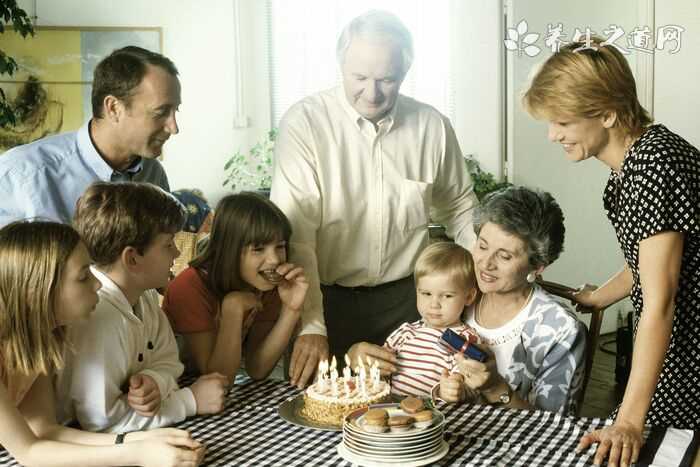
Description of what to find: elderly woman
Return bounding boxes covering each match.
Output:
[450,186,586,416]
[522,37,700,467]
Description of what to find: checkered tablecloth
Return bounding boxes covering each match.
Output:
[1,378,698,466]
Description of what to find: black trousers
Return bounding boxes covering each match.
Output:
[321,276,419,366]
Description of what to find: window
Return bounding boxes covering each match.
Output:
[268,0,454,126]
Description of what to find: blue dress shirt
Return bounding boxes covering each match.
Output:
[0,121,169,227]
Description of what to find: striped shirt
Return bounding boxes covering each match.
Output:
[385,320,475,397]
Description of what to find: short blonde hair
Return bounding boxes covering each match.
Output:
[0,221,80,376]
[522,37,652,136]
[414,242,477,293]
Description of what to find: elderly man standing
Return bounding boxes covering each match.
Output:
[271,10,478,388]
[0,46,179,226]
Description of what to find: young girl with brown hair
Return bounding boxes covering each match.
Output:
[163,192,308,382]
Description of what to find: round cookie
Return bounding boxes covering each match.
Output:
[388,415,415,433]
[400,396,425,414]
[413,410,433,428]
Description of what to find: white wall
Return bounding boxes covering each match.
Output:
[655,0,700,147]
[508,0,641,333]
[18,0,270,207]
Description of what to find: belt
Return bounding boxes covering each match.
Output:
[323,275,413,293]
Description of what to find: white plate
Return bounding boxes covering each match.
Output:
[343,434,442,456]
[337,440,449,466]
[343,441,445,462]
[344,431,444,451]
[345,421,442,442]
[344,405,444,439]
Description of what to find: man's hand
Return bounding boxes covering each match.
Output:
[289,334,328,388]
[128,373,161,417]
[438,369,466,403]
[190,373,229,415]
[347,342,397,377]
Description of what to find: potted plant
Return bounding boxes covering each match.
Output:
[223,128,277,196]
[429,156,510,239]
[1,0,35,128]
[464,155,511,201]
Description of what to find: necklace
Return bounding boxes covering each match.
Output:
[476,286,535,327]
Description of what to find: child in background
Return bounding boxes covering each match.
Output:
[349,242,479,400]
[58,182,228,434]
[0,220,202,467]
[163,192,308,381]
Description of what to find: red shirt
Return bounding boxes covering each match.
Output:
[163,267,280,334]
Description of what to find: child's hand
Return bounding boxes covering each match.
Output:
[454,349,502,393]
[128,373,161,417]
[347,342,397,376]
[439,369,466,403]
[275,263,308,313]
[190,372,229,415]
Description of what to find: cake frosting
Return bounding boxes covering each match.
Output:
[301,377,391,426]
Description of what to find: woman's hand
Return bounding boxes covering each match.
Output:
[275,263,308,313]
[347,342,397,376]
[577,420,643,467]
[572,283,603,312]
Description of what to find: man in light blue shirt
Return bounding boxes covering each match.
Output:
[0,46,180,226]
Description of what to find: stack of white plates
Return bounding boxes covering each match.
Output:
[336,403,449,467]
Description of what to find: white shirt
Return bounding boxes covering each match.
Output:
[464,295,532,376]
[57,268,196,432]
[271,87,478,336]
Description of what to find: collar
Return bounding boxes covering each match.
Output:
[81,120,144,179]
[79,120,114,181]
[336,86,398,132]
[90,267,142,320]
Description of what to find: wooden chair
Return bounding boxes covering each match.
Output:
[536,278,607,412]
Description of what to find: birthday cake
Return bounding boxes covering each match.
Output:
[301,357,391,426]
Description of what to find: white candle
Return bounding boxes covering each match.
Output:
[317,359,328,391]
[342,361,352,397]
[358,359,367,396]
[330,356,338,396]
[370,360,379,388]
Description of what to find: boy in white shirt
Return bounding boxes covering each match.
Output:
[58,181,228,433]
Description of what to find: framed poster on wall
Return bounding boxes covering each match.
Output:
[0,26,162,152]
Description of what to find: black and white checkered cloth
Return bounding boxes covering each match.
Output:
[1,378,698,466]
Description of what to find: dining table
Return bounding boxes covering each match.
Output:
[1,377,698,466]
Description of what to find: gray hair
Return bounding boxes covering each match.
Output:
[473,186,565,268]
[336,10,414,76]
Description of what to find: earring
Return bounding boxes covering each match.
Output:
[526,272,536,283]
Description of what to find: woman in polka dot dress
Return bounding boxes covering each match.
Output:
[523,37,700,467]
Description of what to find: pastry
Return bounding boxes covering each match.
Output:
[387,415,414,432]
[400,396,424,414]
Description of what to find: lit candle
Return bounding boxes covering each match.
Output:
[343,355,352,397]
[330,356,338,396]
[370,359,380,388]
[316,359,328,391]
[358,359,367,396]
